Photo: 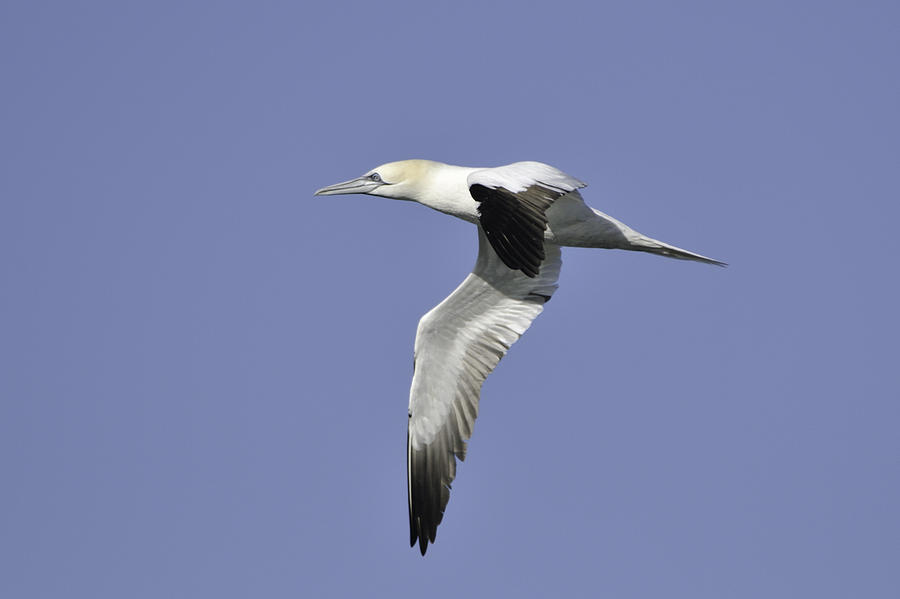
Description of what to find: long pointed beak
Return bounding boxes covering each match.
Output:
[314,176,382,196]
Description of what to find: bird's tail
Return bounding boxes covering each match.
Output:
[580,207,725,266]
[627,234,727,267]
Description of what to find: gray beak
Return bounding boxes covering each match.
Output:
[314,176,383,196]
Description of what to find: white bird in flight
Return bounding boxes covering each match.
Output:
[315,159,724,555]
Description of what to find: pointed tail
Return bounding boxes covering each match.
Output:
[628,234,727,267]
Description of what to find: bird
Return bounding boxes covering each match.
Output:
[315,159,724,555]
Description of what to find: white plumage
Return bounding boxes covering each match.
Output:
[315,159,723,554]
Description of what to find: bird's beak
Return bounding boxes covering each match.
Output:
[314,176,382,196]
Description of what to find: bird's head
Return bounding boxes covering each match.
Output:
[314,159,437,202]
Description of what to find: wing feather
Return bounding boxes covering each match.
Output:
[407,226,562,554]
[468,162,585,277]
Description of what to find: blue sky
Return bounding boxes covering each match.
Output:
[2,1,898,597]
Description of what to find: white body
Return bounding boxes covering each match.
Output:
[367,160,722,261]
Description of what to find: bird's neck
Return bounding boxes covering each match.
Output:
[412,164,480,224]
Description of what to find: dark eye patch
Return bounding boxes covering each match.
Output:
[369,173,382,182]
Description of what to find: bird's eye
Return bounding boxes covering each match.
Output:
[368,173,382,183]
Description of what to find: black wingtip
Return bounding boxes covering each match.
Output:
[409,518,430,556]
[471,183,560,278]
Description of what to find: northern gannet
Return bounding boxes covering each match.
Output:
[315,159,724,555]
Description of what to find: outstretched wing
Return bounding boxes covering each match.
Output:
[407,225,562,555]
[468,162,585,277]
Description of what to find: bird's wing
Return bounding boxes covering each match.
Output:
[407,226,562,554]
[467,162,585,277]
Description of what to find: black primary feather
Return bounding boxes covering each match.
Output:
[470,183,568,277]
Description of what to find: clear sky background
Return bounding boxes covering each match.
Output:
[2,1,898,597]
